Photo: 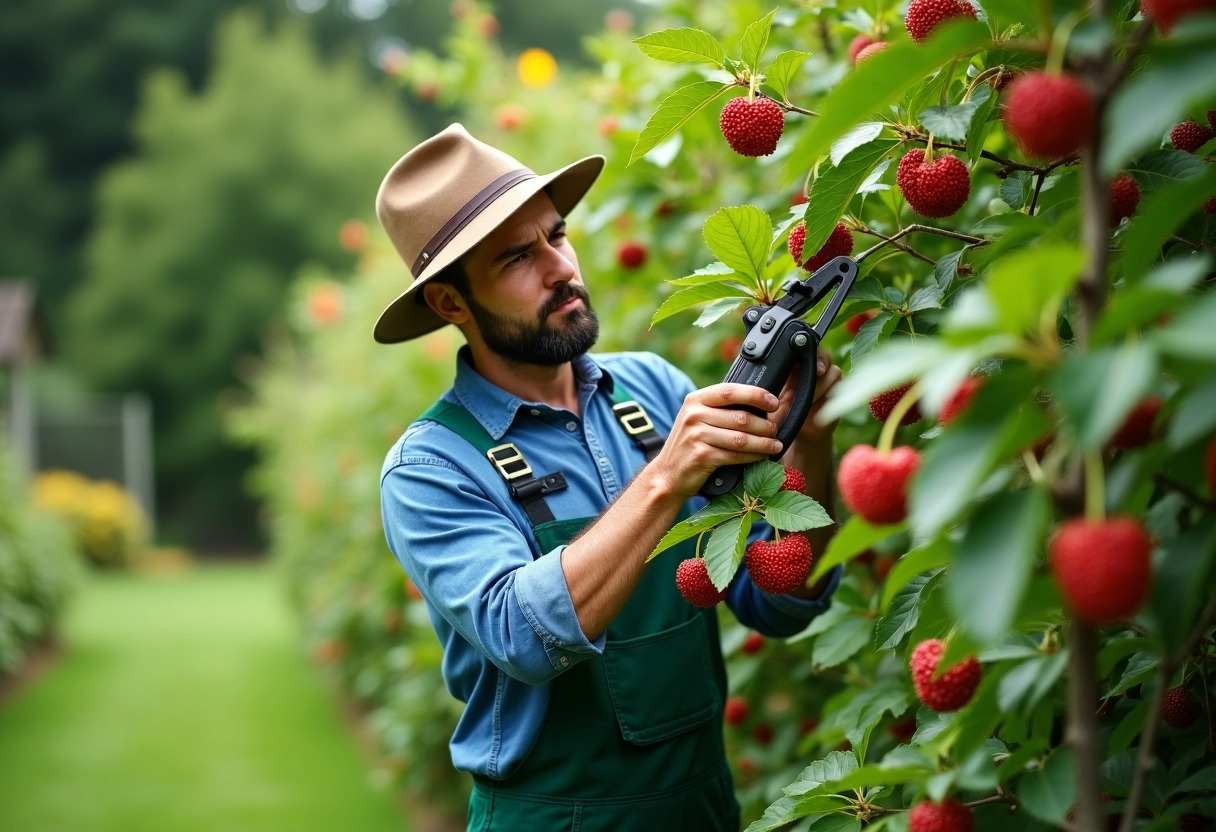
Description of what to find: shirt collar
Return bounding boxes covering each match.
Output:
[451,346,615,441]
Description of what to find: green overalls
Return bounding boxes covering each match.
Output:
[419,384,742,832]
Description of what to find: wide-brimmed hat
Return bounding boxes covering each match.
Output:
[373,123,605,343]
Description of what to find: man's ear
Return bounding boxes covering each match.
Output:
[422,282,470,326]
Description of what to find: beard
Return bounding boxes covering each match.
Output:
[465,282,600,367]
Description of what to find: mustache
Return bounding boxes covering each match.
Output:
[540,284,591,318]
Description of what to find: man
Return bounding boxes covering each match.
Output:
[376,124,843,832]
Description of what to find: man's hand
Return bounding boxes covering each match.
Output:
[650,384,784,499]
[770,347,843,450]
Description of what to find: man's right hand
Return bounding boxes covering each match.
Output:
[649,384,784,499]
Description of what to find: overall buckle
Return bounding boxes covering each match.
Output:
[487,444,532,481]
[612,401,655,436]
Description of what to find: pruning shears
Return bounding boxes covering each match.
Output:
[699,255,860,499]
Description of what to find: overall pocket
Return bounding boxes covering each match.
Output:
[601,613,720,745]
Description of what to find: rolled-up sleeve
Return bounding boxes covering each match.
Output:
[381,456,604,686]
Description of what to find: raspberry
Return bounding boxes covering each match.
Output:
[845,309,879,336]
[854,41,891,62]
[799,715,820,734]
[1142,0,1216,33]
[719,95,785,157]
[1049,517,1152,625]
[724,695,749,725]
[847,34,875,63]
[838,444,921,525]
[789,221,855,272]
[1206,438,1216,493]
[939,376,983,425]
[1206,197,1216,215]
[1108,173,1141,226]
[1003,72,1094,159]
[991,67,1020,93]
[897,149,972,218]
[1170,120,1214,153]
[752,722,774,744]
[780,465,806,494]
[888,715,917,743]
[908,798,975,832]
[869,381,923,426]
[1162,685,1202,729]
[675,557,727,607]
[905,0,976,42]
[910,639,982,712]
[617,241,647,269]
[741,631,765,654]
[746,532,813,594]
[1109,395,1164,449]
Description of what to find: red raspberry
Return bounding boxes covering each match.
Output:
[888,715,918,743]
[1206,438,1216,493]
[847,34,875,63]
[1109,395,1164,449]
[719,95,785,157]
[910,639,982,712]
[724,695,749,725]
[1049,517,1152,625]
[897,149,972,218]
[845,309,879,336]
[675,557,727,607]
[939,376,983,425]
[1003,72,1094,159]
[1206,197,1216,215]
[746,532,813,594]
[788,221,855,272]
[905,0,976,42]
[1108,173,1141,226]
[617,241,647,269]
[741,631,765,654]
[854,41,891,62]
[1142,0,1216,33]
[908,798,975,832]
[780,465,806,494]
[799,715,820,735]
[1171,120,1215,153]
[752,722,774,744]
[1162,685,1202,729]
[869,381,923,426]
[838,444,921,525]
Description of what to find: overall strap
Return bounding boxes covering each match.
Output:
[416,401,567,527]
[606,381,666,461]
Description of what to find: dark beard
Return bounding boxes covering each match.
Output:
[466,283,600,367]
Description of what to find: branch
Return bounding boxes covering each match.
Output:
[1029,170,1049,215]
[853,226,939,267]
[780,100,819,117]
[854,223,988,263]
[1153,473,1216,510]
[1066,621,1107,832]
[896,128,1078,175]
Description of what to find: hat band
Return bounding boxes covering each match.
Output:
[411,168,537,277]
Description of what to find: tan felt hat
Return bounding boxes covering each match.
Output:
[373,123,605,343]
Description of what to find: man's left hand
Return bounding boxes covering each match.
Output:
[769,347,842,450]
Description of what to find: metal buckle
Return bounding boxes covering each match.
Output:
[487,443,533,481]
[612,401,655,436]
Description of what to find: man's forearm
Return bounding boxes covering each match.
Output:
[783,438,838,599]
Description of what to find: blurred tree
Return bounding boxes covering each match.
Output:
[66,10,415,548]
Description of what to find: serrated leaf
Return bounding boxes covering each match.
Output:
[703,205,773,290]
[833,681,912,759]
[811,515,902,582]
[813,613,873,669]
[784,750,860,796]
[881,541,951,609]
[1017,750,1076,824]
[744,797,802,832]
[741,9,777,70]
[633,28,726,67]
[918,94,989,141]
[764,491,832,532]
[1000,174,1028,210]
[830,122,885,166]
[764,50,812,100]
[799,138,897,258]
[629,80,732,166]
[652,283,754,326]
[850,311,898,365]
[907,285,943,313]
[694,297,745,327]
[858,157,892,194]
[647,495,743,561]
[744,460,785,501]
[935,249,965,294]
[1118,160,1216,280]
[704,513,750,590]
[875,575,931,650]
[818,338,951,423]
[1127,149,1209,194]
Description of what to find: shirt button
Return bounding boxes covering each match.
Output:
[565,421,577,432]
[530,408,541,416]
[599,457,609,467]
[559,656,569,667]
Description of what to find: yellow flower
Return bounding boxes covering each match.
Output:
[517,48,557,89]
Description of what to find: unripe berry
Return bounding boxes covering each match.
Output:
[854,41,891,63]
[847,34,875,63]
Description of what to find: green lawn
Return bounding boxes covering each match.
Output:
[0,562,412,832]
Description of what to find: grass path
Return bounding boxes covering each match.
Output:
[0,561,412,832]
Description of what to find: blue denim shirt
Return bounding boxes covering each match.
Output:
[379,348,841,780]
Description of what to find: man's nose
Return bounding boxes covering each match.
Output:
[539,241,577,286]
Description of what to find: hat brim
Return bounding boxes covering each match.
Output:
[373,154,606,344]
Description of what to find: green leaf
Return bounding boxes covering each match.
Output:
[808,815,861,832]
[918,95,989,141]
[1151,289,1216,362]
[744,797,802,832]
[964,84,997,164]
[799,138,897,259]
[850,311,898,365]
[741,9,777,71]
[784,750,860,796]
[1118,163,1216,280]
[785,20,990,174]
[813,613,874,669]
[983,243,1086,337]
[704,514,749,591]
[818,339,951,423]
[703,205,773,290]
[764,50,813,101]
[651,282,755,326]
[1168,373,1216,450]
[908,285,943,313]
[1017,751,1076,824]
[629,80,732,166]
[647,494,743,561]
[1147,515,1216,654]
[876,575,932,650]
[1109,699,1150,755]
[1092,254,1212,346]
[935,249,965,294]
[765,491,833,533]
[743,459,785,501]
[633,28,726,67]
[999,173,1029,210]
[1127,149,1209,194]
[829,122,885,167]
[1108,652,1159,697]
[834,681,912,759]
[811,515,903,582]
[694,298,745,327]
[997,652,1067,712]
[946,488,1050,644]
[881,540,952,609]
[1050,341,1158,449]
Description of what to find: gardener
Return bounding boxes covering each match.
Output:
[375,123,844,832]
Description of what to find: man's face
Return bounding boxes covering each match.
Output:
[458,192,599,366]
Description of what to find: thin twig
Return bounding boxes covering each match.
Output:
[780,100,819,117]
[854,222,988,263]
[1153,473,1216,510]
[1029,170,1049,215]
[896,128,1079,175]
[853,226,938,267]
[1067,621,1107,832]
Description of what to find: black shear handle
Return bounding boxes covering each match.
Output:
[698,321,820,499]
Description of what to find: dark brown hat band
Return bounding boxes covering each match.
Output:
[410,168,537,277]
